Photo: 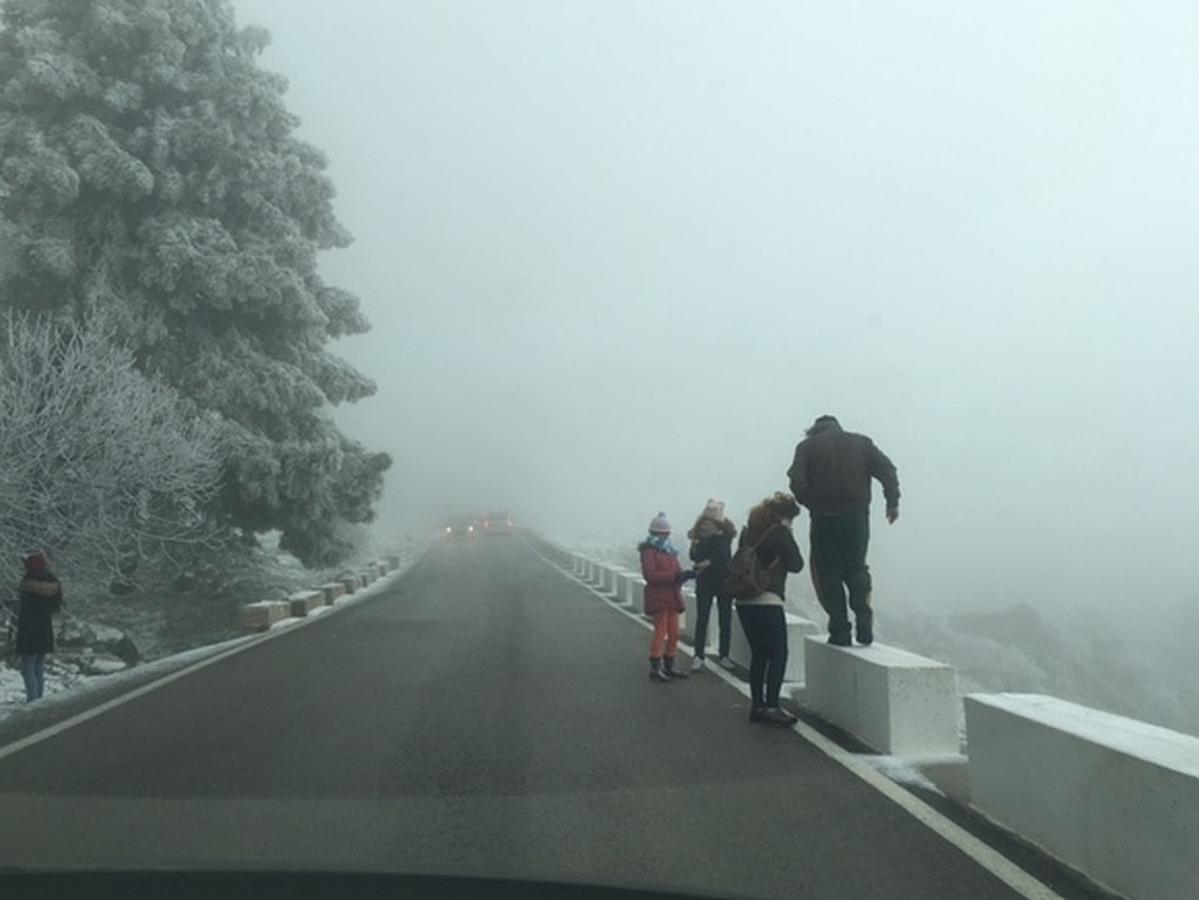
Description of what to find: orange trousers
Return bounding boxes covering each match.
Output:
[650,609,680,658]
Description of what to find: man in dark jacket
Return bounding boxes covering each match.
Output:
[16,551,63,702]
[787,416,899,646]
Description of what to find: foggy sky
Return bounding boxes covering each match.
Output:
[235,0,1199,619]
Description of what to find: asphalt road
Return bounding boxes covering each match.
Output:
[0,536,1030,899]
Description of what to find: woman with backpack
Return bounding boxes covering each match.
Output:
[15,551,63,703]
[687,499,737,673]
[729,493,804,725]
[639,512,695,682]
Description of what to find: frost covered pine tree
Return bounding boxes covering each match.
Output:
[0,313,223,584]
[0,0,391,565]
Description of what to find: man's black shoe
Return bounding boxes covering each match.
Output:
[828,634,852,647]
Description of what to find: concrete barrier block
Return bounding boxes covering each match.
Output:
[288,590,323,617]
[803,638,959,755]
[386,554,401,571]
[604,569,631,601]
[682,587,697,638]
[589,563,607,591]
[965,694,1199,900]
[317,583,345,604]
[359,571,374,587]
[339,576,358,595]
[728,611,751,668]
[783,614,821,682]
[596,564,618,594]
[374,560,389,578]
[240,600,290,633]
[617,572,644,607]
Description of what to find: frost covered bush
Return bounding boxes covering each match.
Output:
[0,314,221,585]
[0,0,390,565]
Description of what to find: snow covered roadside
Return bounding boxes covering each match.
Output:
[0,545,427,721]
[0,634,251,720]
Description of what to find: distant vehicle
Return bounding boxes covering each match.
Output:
[480,511,515,535]
[443,516,477,539]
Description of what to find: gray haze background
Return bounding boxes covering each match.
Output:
[235,2,1198,659]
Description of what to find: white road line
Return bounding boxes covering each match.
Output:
[0,562,420,764]
[522,538,1065,900]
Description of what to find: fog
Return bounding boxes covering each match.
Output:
[236,1,1198,661]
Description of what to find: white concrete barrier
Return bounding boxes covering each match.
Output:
[288,590,323,617]
[617,572,644,608]
[965,694,1199,900]
[318,582,345,604]
[239,600,290,633]
[386,554,401,571]
[595,564,616,594]
[803,638,959,755]
[606,569,634,601]
[339,575,358,596]
[682,587,697,637]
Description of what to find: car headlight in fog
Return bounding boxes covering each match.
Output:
[468,525,475,532]
[445,526,452,533]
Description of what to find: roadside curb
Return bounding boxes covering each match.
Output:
[0,550,426,765]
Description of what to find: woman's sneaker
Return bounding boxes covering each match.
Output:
[690,656,706,673]
[717,656,736,671]
[762,707,798,727]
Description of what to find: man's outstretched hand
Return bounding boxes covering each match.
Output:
[886,506,900,524]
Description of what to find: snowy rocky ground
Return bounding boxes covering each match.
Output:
[567,537,1199,739]
[0,533,424,715]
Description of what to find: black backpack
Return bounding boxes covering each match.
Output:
[724,526,779,600]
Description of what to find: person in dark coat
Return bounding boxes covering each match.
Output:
[687,499,737,672]
[16,551,63,703]
[787,415,900,647]
[735,493,804,726]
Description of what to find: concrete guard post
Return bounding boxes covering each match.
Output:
[803,638,959,755]
[288,590,323,617]
[239,600,290,633]
[965,693,1199,900]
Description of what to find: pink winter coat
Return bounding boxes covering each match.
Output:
[639,544,685,616]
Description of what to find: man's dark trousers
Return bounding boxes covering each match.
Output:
[810,507,873,643]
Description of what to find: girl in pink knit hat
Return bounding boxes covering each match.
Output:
[638,512,695,681]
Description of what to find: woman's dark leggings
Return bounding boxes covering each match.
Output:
[736,605,788,707]
[694,583,732,660]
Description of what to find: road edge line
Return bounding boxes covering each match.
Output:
[0,554,425,764]
[521,538,1064,900]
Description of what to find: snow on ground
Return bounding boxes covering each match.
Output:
[0,543,427,720]
[0,634,250,716]
[863,756,940,792]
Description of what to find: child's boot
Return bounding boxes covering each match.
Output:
[662,656,687,679]
[649,657,671,682]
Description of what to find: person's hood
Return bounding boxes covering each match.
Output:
[805,415,842,438]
